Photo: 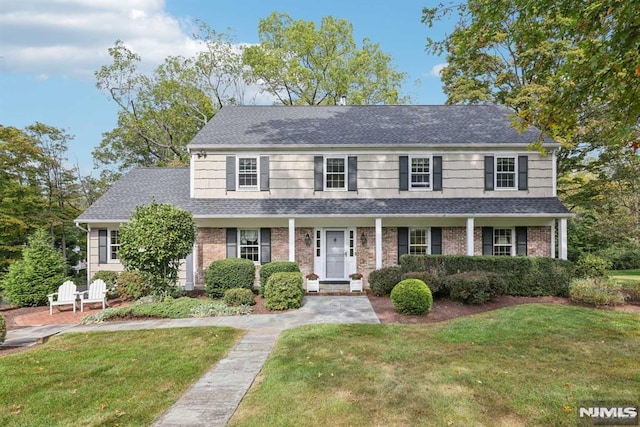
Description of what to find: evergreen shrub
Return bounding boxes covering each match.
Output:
[264,272,304,310]
[390,279,433,315]
[205,258,256,298]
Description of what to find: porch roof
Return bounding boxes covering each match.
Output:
[75,168,571,223]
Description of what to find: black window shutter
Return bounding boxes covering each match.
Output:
[482,227,494,255]
[98,229,107,264]
[226,156,236,191]
[398,227,409,259]
[226,228,237,258]
[431,227,442,255]
[518,155,528,190]
[484,156,494,191]
[433,156,442,191]
[314,156,324,191]
[399,156,409,191]
[348,156,357,191]
[516,227,528,256]
[260,156,270,191]
[260,228,271,265]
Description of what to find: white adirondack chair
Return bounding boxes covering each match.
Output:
[48,281,78,315]
[80,279,108,312]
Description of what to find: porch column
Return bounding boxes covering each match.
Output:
[550,220,556,258]
[288,218,295,262]
[375,218,382,269]
[466,217,475,256]
[559,218,568,260]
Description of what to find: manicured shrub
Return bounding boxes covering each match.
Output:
[575,253,611,278]
[569,277,625,306]
[400,255,573,297]
[264,272,304,310]
[368,267,403,296]
[401,271,444,296]
[2,229,68,307]
[0,314,6,344]
[443,271,507,304]
[259,261,300,296]
[390,279,433,315]
[224,288,256,306]
[116,271,150,301]
[205,258,256,298]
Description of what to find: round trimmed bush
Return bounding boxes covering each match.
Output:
[264,272,304,310]
[259,261,300,296]
[369,267,403,296]
[116,271,149,301]
[224,288,256,306]
[0,314,6,344]
[205,258,256,298]
[390,279,433,315]
[444,271,507,304]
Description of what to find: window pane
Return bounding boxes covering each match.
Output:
[326,158,346,189]
[410,158,430,188]
[239,229,259,262]
[409,229,428,255]
[493,229,512,256]
[496,157,515,188]
[110,230,119,260]
[238,158,258,187]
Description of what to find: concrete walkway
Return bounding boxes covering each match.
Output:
[3,296,379,426]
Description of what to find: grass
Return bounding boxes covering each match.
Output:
[229,304,640,427]
[0,327,242,426]
[608,269,640,282]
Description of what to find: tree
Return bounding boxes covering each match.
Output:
[94,23,247,170]
[423,0,640,250]
[0,126,46,273]
[243,12,408,105]
[118,203,195,297]
[1,229,68,306]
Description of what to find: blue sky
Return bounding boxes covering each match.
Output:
[0,0,451,175]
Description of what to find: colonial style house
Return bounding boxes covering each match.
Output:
[76,105,571,290]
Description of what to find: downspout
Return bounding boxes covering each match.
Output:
[75,222,90,284]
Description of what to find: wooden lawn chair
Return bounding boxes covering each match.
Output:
[47,280,77,315]
[80,279,108,312]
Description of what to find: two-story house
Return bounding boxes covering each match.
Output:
[76,105,571,290]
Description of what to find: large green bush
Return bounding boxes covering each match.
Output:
[443,271,507,304]
[401,271,444,296]
[569,277,625,306]
[205,258,256,298]
[400,255,573,297]
[116,271,150,301]
[259,261,300,296]
[2,229,68,306]
[368,267,403,296]
[575,253,611,278]
[224,288,256,306]
[264,272,304,310]
[0,314,5,344]
[390,279,433,315]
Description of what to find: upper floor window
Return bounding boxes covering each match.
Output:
[409,228,429,255]
[325,157,346,190]
[239,229,260,262]
[410,157,431,189]
[109,230,120,261]
[496,157,516,189]
[493,228,513,256]
[238,157,258,189]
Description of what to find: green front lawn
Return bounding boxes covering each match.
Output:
[609,269,640,282]
[230,304,640,426]
[0,327,242,426]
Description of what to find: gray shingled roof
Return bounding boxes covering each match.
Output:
[188,105,557,148]
[76,168,571,222]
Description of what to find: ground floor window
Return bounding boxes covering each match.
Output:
[109,230,120,261]
[493,228,513,256]
[239,229,259,261]
[409,228,429,255]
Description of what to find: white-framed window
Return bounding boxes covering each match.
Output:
[108,230,120,262]
[325,157,346,190]
[410,156,431,189]
[239,229,260,262]
[237,157,258,189]
[496,156,516,189]
[493,228,514,256]
[409,228,429,255]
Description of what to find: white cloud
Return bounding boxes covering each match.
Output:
[428,62,448,78]
[0,0,201,79]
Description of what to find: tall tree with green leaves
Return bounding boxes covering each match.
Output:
[243,12,408,105]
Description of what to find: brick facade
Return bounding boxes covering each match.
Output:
[442,227,467,255]
[527,226,551,257]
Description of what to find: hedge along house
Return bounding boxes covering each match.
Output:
[76,105,571,290]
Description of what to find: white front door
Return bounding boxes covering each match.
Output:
[325,230,346,279]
